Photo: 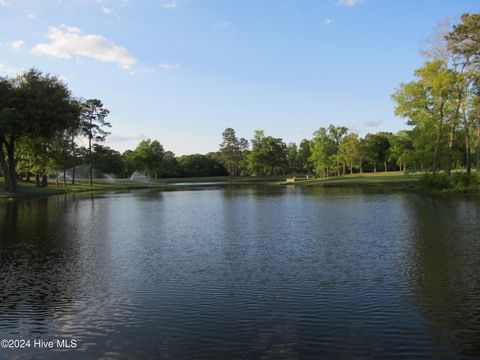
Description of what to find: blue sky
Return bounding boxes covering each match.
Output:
[1,0,479,155]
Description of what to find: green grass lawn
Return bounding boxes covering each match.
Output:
[0,172,423,200]
[283,171,422,188]
[0,178,163,200]
[0,175,285,200]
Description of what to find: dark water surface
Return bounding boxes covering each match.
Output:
[1,187,480,359]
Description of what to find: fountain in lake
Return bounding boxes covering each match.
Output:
[129,171,150,183]
[57,165,115,182]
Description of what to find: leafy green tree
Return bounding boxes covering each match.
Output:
[91,144,124,177]
[364,133,391,172]
[309,125,347,176]
[309,127,334,176]
[286,142,299,175]
[219,128,248,176]
[122,150,137,178]
[0,69,77,192]
[159,151,181,177]
[446,13,480,170]
[177,154,227,177]
[392,60,456,172]
[80,99,110,185]
[388,131,413,172]
[298,139,313,174]
[338,133,361,174]
[247,130,287,175]
[132,139,165,178]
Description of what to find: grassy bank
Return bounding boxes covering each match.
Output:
[280,171,422,188]
[0,175,287,200]
[0,172,446,201]
[0,179,164,200]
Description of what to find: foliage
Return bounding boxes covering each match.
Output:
[219,128,248,176]
[177,154,227,177]
[419,172,480,191]
[0,69,78,191]
[132,139,164,178]
[247,130,288,175]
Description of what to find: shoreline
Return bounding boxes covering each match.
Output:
[1,172,479,201]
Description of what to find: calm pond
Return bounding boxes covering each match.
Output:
[0,187,479,359]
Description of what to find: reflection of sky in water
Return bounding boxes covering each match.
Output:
[0,188,479,359]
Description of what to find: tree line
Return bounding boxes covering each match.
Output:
[1,13,479,192]
[56,126,414,180]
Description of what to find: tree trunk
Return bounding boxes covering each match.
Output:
[35,173,41,187]
[0,140,15,192]
[384,161,388,173]
[461,104,471,175]
[63,167,67,187]
[433,125,441,173]
[477,109,480,170]
[71,134,76,185]
[42,174,48,187]
[446,125,456,176]
[4,140,18,191]
[373,160,377,173]
[89,132,93,186]
[342,163,346,176]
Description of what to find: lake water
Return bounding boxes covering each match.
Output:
[1,187,480,359]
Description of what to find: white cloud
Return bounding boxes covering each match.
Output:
[161,1,177,9]
[158,63,180,70]
[10,40,25,50]
[101,6,121,20]
[0,0,9,5]
[108,133,148,143]
[214,21,232,29]
[324,18,333,26]
[129,63,180,75]
[28,13,36,19]
[0,63,18,75]
[363,119,383,128]
[31,24,136,69]
[338,0,364,6]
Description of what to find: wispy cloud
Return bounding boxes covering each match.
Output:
[363,119,383,128]
[28,13,36,19]
[101,6,121,20]
[337,0,364,6]
[129,63,181,75]
[158,63,180,70]
[0,63,18,75]
[324,18,333,26]
[31,24,136,69]
[108,133,148,143]
[161,1,177,9]
[10,40,25,50]
[0,0,9,6]
[214,21,232,29]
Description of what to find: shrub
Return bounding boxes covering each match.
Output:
[419,173,450,190]
[419,172,480,191]
[448,172,480,191]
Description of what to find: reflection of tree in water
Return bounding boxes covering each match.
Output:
[0,197,85,338]
[407,195,480,358]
